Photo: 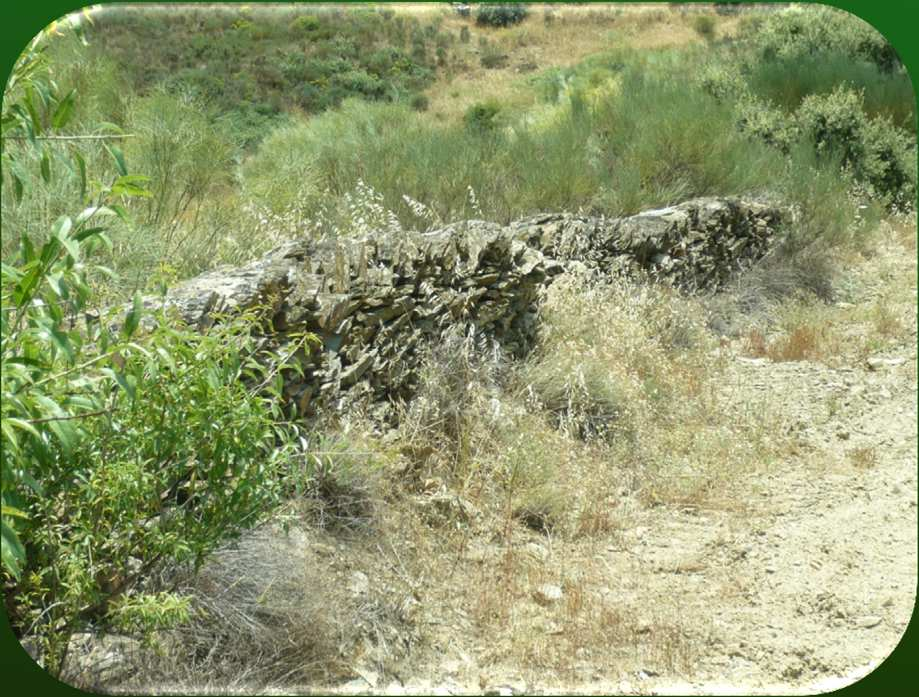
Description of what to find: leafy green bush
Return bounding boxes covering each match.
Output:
[692,15,717,42]
[739,5,901,73]
[796,87,916,205]
[464,100,503,132]
[733,95,799,153]
[741,52,916,134]
[2,25,310,676]
[288,13,321,36]
[71,4,446,136]
[476,4,529,28]
[698,62,749,102]
[409,92,430,111]
[589,69,791,215]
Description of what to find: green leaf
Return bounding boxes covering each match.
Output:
[109,204,131,222]
[122,291,143,339]
[114,371,137,401]
[8,159,28,203]
[45,272,67,298]
[1,261,25,283]
[40,147,51,183]
[93,264,117,280]
[5,355,48,368]
[64,395,98,412]
[23,86,42,136]
[2,418,42,440]
[11,172,24,203]
[73,149,87,201]
[106,143,128,176]
[76,205,116,225]
[38,236,61,266]
[98,121,125,134]
[111,174,152,198]
[41,323,75,362]
[1,504,29,520]
[19,232,36,263]
[1,422,19,454]
[13,266,42,308]
[52,215,73,240]
[52,89,76,128]
[17,469,44,496]
[53,218,79,261]
[1,521,25,581]
[73,226,107,242]
[1,112,18,135]
[47,419,78,455]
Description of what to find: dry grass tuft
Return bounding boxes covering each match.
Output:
[849,446,879,470]
[769,323,825,362]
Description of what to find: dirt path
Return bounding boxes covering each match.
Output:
[322,363,914,696]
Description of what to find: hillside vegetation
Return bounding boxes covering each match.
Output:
[1,3,916,691]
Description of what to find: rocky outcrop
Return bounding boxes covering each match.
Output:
[153,197,784,418]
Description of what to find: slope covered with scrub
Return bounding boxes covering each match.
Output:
[1,3,916,694]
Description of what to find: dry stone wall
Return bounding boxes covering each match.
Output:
[154,197,784,418]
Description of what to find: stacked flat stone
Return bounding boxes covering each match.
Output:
[145,196,785,418]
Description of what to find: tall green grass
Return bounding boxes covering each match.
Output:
[744,53,916,135]
[241,61,860,246]
[6,6,912,303]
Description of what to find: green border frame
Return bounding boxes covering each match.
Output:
[1,1,916,695]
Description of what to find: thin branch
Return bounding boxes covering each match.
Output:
[25,408,111,424]
[2,134,136,141]
[248,334,311,396]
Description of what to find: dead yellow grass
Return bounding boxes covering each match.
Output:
[740,216,917,367]
[422,3,735,124]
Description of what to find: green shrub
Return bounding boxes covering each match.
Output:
[590,69,791,215]
[409,92,430,111]
[796,87,916,205]
[67,4,441,135]
[464,99,503,132]
[714,1,742,16]
[742,52,916,134]
[476,4,529,29]
[692,15,717,42]
[125,91,234,229]
[734,95,799,153]
[739,5,901,73]
[330,69,388,99]
[2,30,310,675]
[288,13,321,36]
[698,62,749,102]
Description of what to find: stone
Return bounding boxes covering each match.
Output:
[58,633,142,687]
[348,570,370,596]
[523,542,549,562]
[353,665,380,688]
[866,356,906,370]
[532,584,564,606]
[856,615,882,629]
